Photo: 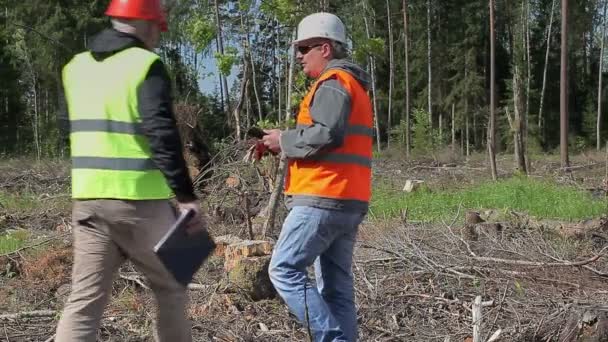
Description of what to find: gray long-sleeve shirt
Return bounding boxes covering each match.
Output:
[280,59,372,213]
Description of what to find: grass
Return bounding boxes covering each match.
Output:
[0,230,29,255]
[0,190,71,214]
[370,176,608,222]
[0,192,42,212]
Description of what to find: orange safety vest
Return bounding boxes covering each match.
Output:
[284,69,373,202]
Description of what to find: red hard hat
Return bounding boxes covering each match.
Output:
[105,0,168,32]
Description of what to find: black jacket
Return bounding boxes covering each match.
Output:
[60,29,196,202]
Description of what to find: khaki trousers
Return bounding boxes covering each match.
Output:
[55,200,192,342]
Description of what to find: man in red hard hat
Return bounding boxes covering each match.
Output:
[54,0,200,341]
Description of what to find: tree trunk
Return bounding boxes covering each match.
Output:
[214,0,231,129]
[439,113,443,139]
[386,0,394,148]
[510,64,527,174]
[451,103,456,154]
[364,14,381,152]
[33,75,40,161]
[403,0,411,159]
[539,0,556,144]
[262,30,297,237]
[525,0,531,145]
[489,0,498,180]
[598,0,607,151]
[231,58,249,142]
[277,18,282,125]
[560,0,569,168]
[427,0,433,124]
[240,10,263,122]
[465,57,470,157]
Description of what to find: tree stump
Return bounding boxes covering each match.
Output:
[213,235,243,258]
[557,310,608,342]
[224,240,274,272]
[227,256,275,301]
[462,211,484,241]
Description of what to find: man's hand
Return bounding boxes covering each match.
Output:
[176,200,207,235]
[262,129,282,153]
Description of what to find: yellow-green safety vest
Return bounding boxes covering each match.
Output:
[62,47,172,200]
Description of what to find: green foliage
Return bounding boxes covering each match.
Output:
[352,37,385,65]
[389,118,409,147]
[370,176,608,222]
[260,0,297,24]
[1,0,607,157]
[581,94,597,144]
[214,47,239,76]
[411,108,441,154]
[185,14,216,53]
[256,117,296,130]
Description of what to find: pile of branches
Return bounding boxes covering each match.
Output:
[354,213,608,341]
[191,138,284,238]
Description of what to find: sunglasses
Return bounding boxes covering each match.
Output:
[297,44,323,55]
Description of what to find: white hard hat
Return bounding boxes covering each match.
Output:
[293,12,347,45]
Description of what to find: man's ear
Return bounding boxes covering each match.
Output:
[322,42,333,59]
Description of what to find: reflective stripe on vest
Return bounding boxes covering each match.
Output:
[63,48,172,200]
[285,69,373,202]
[71,119,143,135]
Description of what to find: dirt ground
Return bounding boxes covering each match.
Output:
[1,152,608,342]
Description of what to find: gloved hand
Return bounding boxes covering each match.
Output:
[244,140,274,163]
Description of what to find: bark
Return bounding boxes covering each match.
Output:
[403,0,411,158]
[489,0,498,180]
[427,0,433,124]
[465,57,470,157]
[451,103,456,154]
[508,65,527,174]
[525,0,531,144]
[276,18,282,125]
[539,0,556,143]
[262,30,297,237]
[33,74,40,161]
[386,0,394,148]
[598,0,607,151]
[560,0,569,168]
[364,13,381,152]
[232,58,249,141]
[214,0,231,128]
[241,12,263,123]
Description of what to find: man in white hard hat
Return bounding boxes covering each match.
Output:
[262,12,373,342]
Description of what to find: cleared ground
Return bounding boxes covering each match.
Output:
[1,151,607,341]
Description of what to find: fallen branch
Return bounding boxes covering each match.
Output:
[561,163,600,171]
[119,273,150,290]
[0,310,55,320]
[0,234,69,258]
[472,296,482,342]
[471,246,608,268]
[409,165,486,171]
[487,329,502,342]
[188,283,214,291]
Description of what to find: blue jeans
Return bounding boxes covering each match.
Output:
[268,206,365,342]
